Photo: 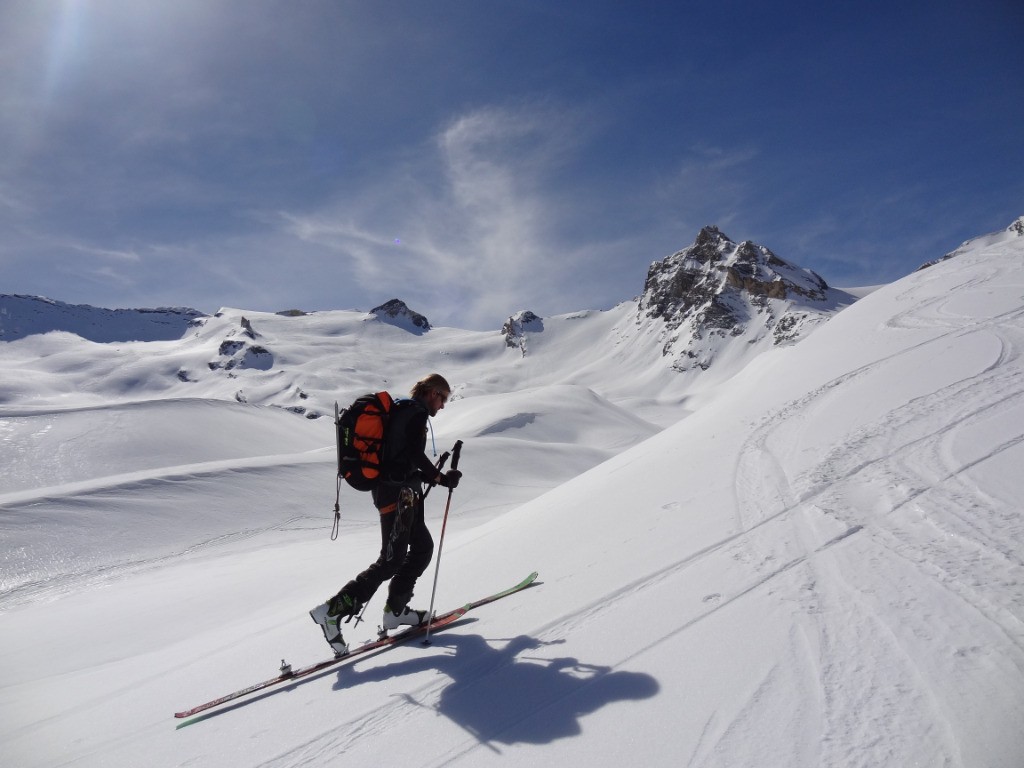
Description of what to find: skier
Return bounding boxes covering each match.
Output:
[310,373,462,655]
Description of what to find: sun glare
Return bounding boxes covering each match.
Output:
[43,0,87,101]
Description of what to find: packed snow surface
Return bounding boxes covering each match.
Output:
[1,226,1022,767]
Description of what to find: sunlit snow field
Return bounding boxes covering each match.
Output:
[2,225,1023,767]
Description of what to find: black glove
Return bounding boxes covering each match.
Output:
[438,469,462,489]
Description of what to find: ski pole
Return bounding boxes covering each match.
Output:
[423,439,462,645]
[331,402,343,540]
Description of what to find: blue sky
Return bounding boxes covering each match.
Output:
[1,0,1021,329]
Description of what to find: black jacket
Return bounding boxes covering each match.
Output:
[382,398,437,484]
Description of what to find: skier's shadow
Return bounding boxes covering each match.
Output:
[333,624,659,749]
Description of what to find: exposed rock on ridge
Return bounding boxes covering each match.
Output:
[638,226,843,371]
[919,215,1024,270]
[370,299,430,333]
[502,310,544,356]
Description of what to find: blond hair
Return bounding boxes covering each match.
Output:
[410,373,451,400]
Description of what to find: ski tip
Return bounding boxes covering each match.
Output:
[518,571,540,588]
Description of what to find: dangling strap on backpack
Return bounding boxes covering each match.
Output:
[331,401,343,540]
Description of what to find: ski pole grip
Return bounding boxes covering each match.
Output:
[450,440,463,471]
[436,451,451,471]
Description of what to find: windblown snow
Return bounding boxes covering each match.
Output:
[1,221,1022,767]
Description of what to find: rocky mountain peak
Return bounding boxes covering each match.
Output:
[691,225,733,261]
[637,227,842,371]
[370,299,431,333]
[501,310,544,356]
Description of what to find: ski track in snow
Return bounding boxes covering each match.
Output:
[205,265,1024,766]
[723,269,1024,766]
[377,518,867,766]
[222,538,787,768]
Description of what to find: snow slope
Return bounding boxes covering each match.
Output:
[0,295,203,343]
[1,222,1022,767]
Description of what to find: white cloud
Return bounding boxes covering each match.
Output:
[276,102,591,328]
[68,242,142,262]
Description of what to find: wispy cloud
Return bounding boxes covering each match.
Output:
[278,102,591,327]
[432,105,573,300]
[67,243,141,262]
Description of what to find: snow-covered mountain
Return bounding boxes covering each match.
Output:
[919,214,1024,270]
[638,225,855,371]
[0,294,205,343]
[0,227,854,422]
[1,218,1022,767]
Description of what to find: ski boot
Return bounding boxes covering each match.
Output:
[309,593,361,656]
[381,604,432,634]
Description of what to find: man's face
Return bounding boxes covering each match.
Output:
[428,389,449,417]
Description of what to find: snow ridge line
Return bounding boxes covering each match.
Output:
[0,451,331,508]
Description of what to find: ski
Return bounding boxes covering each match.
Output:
[458,570,539,612]
[174,610,466,721]
[174,571,538,720]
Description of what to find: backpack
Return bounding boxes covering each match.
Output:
[335,392,394,491]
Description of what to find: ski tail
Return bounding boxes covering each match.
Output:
[174,572,538,720]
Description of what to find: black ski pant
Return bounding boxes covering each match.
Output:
[340,483,433,612]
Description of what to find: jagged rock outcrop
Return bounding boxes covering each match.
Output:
[240,316,257,338]
[501,310,544,356]
[209,339,273,372]
[370,299,430,333]
[638,226,842,371]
